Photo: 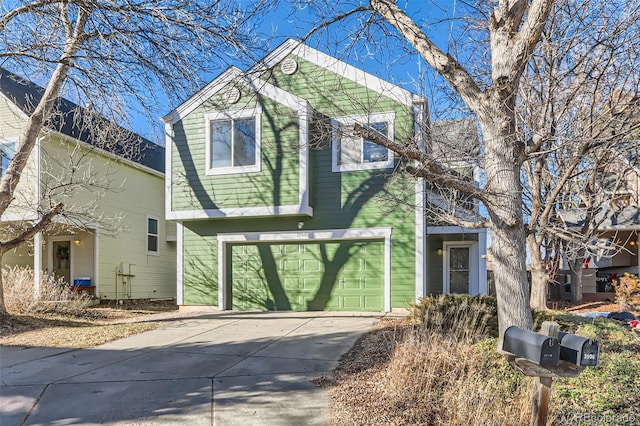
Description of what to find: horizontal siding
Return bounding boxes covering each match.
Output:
[0,96,25,140]
[0,97,38,218]
[267,56,417,307]
[183,224,218,305]
[41,136,176,300]
[171,85,301,211]
[177,53,420,309]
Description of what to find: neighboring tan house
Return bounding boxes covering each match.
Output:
[558,141,640,302]
[163,39,487,312]
[0,67,176,301]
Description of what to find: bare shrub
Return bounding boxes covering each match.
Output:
[410,294,499,338]
[3,266,92,315]
[614,273,640,311]
[330,295,533,425]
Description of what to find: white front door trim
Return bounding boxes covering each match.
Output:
[443,241,479,295]
[216,227,393,311]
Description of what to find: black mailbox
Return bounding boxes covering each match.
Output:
[558,332,600,367]
[503,326,560,366]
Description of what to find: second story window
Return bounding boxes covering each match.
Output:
[206,108,261,175]
[332,112,395,172]
[1,140,16,177]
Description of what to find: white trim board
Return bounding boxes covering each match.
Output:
[216,227,393,312]
[427,226,487,235]
[168,204,314,221]
[176,222,184,305]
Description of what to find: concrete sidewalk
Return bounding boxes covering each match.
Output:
[0,311,380,425]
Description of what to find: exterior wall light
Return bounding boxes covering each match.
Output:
[298,221,304,230]
[73,239,81,246]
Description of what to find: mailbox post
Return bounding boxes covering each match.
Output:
[503,321,599,426]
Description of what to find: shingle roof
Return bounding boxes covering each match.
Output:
[0,67,164,173]
[559,206,640,230]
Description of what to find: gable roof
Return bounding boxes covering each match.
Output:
[162,66,311,125]
[252,39,425,108]
[0,67,164,173]
[162,39,426,123]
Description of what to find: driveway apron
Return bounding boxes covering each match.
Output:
[0,311,379,425]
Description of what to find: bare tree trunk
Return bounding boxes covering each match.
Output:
[478,109,534,342]
[0,252,6,317]
[570,258,585,303]
[369,0,549,343]
[528,235,549,310]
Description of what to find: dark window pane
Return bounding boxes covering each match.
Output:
[1,142,15,176]
[148,218,158,235]
[450,247,469,270]
[450,271,470,294]
[148,235,158,252]
[233,117,256,166]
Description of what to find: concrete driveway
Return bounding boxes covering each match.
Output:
[0,311,380,425]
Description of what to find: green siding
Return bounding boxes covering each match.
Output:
[182,225,218,305]
[171,87,301,211]
[231,240,384,311]
[175,49,420,310]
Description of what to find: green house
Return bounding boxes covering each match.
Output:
[163,40,487,311]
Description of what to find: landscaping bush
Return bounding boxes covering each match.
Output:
[613,272,640,311]
[327,294,640,425]
[3,266,92,315]
[409,293,499,338]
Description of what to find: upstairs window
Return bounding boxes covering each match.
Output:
[332,112,395,172]
[1,140,16,177]
[206,108,261,175]
[147,216,159,255]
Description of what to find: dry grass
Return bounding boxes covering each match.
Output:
[3,266,93,315]
[322,296,533,426]
[322,295,640,425]
[1,267,187,348]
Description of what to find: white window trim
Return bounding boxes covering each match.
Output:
[331,112,395,172]
[147,215,160,256]
[205,106,262,176]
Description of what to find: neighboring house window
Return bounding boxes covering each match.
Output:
[205,107,261,175]
[147,216,159,255]
[1,141,16,177]
[332,112,395,172]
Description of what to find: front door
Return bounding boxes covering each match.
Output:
[445,245,470,294]
[52,240,71,285]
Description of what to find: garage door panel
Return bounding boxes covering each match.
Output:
[231,240,384,311]
[283,259,300,271]
[302,259,321,272]
[283,277,300,290]
[364,296,383,309]
[343,258,363,271]
[342,278,362,290]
